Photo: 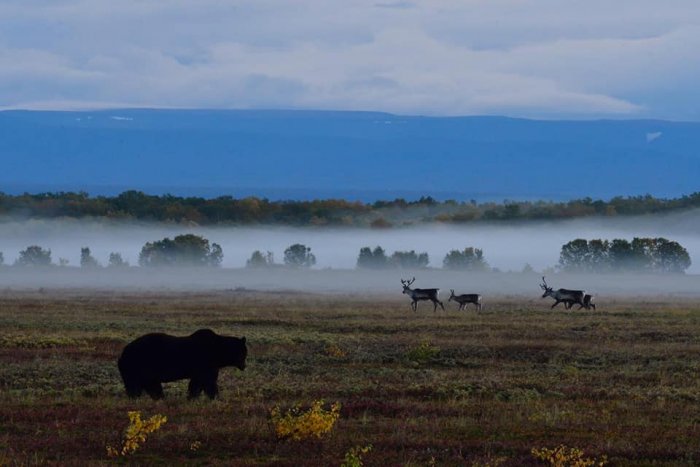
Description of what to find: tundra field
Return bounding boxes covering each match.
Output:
[1,289,699,466]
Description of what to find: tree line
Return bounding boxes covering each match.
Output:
[559,237,691,273]
[1,234,692,273]
[0,235,489,271]
[1,190,699,226]
[243,245,488,270]
[354,246,488,271]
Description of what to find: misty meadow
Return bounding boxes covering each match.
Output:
[3,1,700,465]
[1,169,699,467]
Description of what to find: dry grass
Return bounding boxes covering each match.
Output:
[0,289,699,465]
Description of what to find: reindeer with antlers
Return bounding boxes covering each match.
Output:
[401,277,444,312]
[539,276,586,310]
[448,290,482,311]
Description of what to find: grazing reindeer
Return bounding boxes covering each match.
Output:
[539,276,585,310]
[448,289,482,311]
[563,293,596,311]
[401,277,444,312]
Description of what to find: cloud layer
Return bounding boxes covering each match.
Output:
[1,0,699,118]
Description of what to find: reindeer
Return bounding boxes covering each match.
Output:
[448,289,482,311]
[562,293,596,311]
[581,294,596,310]
[539,276,585,309]
[401,277,444,312]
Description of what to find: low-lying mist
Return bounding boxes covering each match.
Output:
[0,268,698,298]
[0,210,698,295]
[2,210,699,271]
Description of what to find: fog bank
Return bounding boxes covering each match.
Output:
[0,210,698,273]
[0,267,699,298]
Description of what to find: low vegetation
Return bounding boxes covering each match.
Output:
[0,290,699,465]
[106,411,168,457]
[341,444,373,467]
[270,400,341,441]
[531,445,608,467]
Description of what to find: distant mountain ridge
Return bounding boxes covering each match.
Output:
[0,109,698,201]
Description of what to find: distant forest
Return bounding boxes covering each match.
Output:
[1,190,699,226]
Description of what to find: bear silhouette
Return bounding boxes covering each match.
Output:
[118,329,247,399]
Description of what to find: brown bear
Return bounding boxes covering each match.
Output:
[118,329,247,400]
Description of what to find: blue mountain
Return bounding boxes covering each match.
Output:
[0,109,698,201]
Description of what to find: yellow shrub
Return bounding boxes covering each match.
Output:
[325,344,347,358]
[189,440,202,452]
[531,445,607,467]
[106,411,167,457]
[270,400,341,441]
[340,444,372,467]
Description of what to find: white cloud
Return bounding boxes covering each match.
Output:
[0,0,698,118]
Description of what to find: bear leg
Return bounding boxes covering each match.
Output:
[119,362,143,398]
[199,369,220,399]
[203,379,219,399]
[144,381,165,400]
[124,381,143,398]
[188,379,203,400]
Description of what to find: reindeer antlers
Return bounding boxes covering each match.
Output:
[540,276,550,290]
[401,277,416,286]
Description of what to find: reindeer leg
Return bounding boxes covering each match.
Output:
[551,300,560,309]
[439,300,444,311]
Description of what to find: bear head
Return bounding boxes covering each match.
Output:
[223,336,247,371]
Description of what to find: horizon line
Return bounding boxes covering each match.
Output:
[1,106,697,124]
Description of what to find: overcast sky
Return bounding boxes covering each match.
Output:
[1,0,699,120]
